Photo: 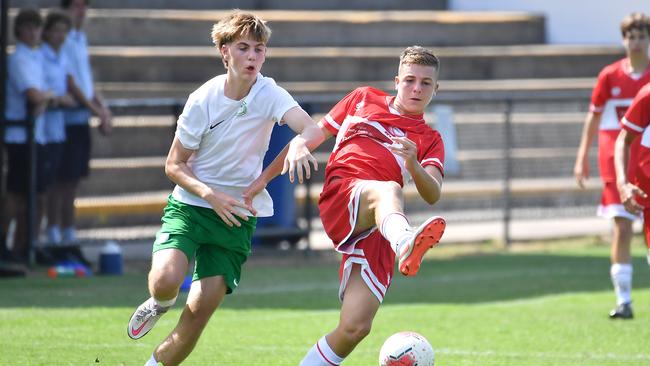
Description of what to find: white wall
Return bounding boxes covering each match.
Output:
[450,0,649,44]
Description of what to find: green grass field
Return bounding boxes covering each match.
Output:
[1,237,650,366]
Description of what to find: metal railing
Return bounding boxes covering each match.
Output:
[1,88,594,264]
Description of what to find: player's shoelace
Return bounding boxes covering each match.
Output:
[135,305,166,322]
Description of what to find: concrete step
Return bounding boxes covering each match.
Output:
[74,177,601,229]
[77,212,624,258]
[18,0,447,10]
[97,77,595,103]
[75,191,168,228]
[93,103,592,158]
[77,157,173,197]
[90,116,175,158]
[70,10,544,47]
[452,111,586,150]
[79,141,595,197]
[453,147,597,180]
[89,45,623,83]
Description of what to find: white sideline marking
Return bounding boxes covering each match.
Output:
[225,345,650,361]
[434,348,650,361]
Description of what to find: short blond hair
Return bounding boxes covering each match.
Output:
[211,10,271,49]
[399,46,440,71]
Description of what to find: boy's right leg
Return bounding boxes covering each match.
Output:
[354,180,445,276]
[128,248,188,339]
[301,264,380,365]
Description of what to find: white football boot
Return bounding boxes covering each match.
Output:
[127,297,169,340]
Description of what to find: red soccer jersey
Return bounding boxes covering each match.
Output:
[621,83,650,199]
[591,58,650,182]
[320,87,445,186]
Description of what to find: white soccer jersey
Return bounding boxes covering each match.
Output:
[172,74,299,217]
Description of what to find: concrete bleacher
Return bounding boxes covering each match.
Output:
[19,0,448,10]
[77,10,545,47]
[8,2,617,245]
[88,44,622,84]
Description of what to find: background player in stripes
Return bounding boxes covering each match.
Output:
[574,12,650,319]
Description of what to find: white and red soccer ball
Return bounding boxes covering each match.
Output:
[378,331,435,366]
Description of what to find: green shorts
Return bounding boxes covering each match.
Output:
[153,195,257,294]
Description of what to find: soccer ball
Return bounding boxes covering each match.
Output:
[378,331,435,366]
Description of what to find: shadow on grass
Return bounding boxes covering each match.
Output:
[1,252,648,309]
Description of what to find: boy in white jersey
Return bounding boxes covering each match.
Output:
[126,11,321,366]
[246,46,446,365]
[574,12,650,319]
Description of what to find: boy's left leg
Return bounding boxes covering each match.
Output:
[153,275,227,366]
[301,264,380,365]
[609,217,633,319]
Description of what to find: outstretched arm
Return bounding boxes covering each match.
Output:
[614,129,646,214]
[279,106,326,183]
[243,111,332,207]
[389,136,442,205]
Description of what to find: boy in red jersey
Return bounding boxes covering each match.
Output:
[245,46,445,365]
[574,12,650,319]
[615,83,650,319]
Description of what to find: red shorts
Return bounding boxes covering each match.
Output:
[319,176,395,302]
[339,231,395,303]
[598,181,639,220]
[319,177,370,250]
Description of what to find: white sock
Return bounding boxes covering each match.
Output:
[610,263,633,305]
[144,353,158,366]
[300,336,345,366]
[153,295,177,308]
[380,212,411,254]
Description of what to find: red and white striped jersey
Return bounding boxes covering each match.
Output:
[591,58,650,130]
[591,59,649,182]
[320,87,444,186]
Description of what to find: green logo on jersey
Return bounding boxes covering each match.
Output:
[236,101,248,117]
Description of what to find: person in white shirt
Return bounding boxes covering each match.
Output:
[126,11,322,366]
[55,0,111,244]
[3,9,52,261]
[41,10,106,245]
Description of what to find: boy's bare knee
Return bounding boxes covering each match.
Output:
[339,320,372,345]
[186,299,220,326]
[149,270,183,297]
